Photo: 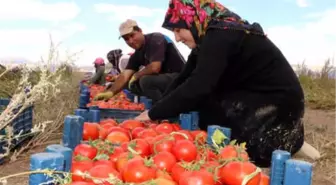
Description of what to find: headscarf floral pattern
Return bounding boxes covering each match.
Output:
[162,0,265,38]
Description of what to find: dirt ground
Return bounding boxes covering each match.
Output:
[0,108,334,185]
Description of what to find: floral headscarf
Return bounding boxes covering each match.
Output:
[107,49,122,72]
[162,0,265,43]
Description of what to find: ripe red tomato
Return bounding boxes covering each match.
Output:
[131,127,145,139]
[151,134,175,154]
[171,130,193,141]
[65,181,95,185]
[106,131,130,144]
[172,140,197,162]
[137,129,158,139]
[259,173,270,185]
[171,162,188,182]
[122,158,157,183]
[74,144,97,160]
[71,160,94,181]
[126,138,151,157]
[153,151,177,173]
[107,127,130,136]
[218,145,249,161]
[100,118,118,126]
[191,130,207,144]
[88,164,121,185]
[115,152,141,172]
[171,123,181,131]
[155,123,174,134]
[93,159,116,169]
[82,122,100,141]
[120,119,145,130]
[108,146,124,163]
[218,161,261,185]
[179,169,216,185]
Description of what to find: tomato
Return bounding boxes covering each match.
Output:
[196,148,218,161]
[151,134,175,154]
[191,130,207,144]
[137,129,158,139]
[218,145,249,161]
[172,140,197,162]
[156,170,174,181]
[122,158,157,183]
[106,131,130,144]
[100,118,118,126]
[171,162,188,182]
[98,128,109,140]
[93,159,116,169]
[155,123,174,134]
[108,146,124,163]
[74,144,98,160]
[120,119,145,130]
[88,164,121,185]
[82,122,99,141]
[259,173,270,185]
[218,161,261,185]
[71,160,94,181]
[171,130,193,141]
[171,123,181,131]
[65,182,95,185]
[131,127,145,139]
[153,178,177,185]
[115,152,141,172]
[179,169,216,185]
[127,139,151,157]
[107,127,130,136]
[148,123,158,129]
[153,151,177,172]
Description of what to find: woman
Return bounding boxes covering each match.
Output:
[135,0,306,167]
[106,49,132,75]
[89,57,106,85]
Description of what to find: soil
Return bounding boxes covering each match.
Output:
[0,108,335,185]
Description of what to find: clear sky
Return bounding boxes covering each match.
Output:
[0,0,335,69]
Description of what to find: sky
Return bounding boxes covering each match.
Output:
[0,0,335,69]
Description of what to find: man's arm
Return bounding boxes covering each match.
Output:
[107,69,135,94]
[134,33,166,79]
[133,62,161,79]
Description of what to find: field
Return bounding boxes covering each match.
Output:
[0,59,334,185]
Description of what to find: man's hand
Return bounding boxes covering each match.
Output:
[128,75,137,89]
[93,91,114,101]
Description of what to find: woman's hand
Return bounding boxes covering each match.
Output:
[134,110,151,121]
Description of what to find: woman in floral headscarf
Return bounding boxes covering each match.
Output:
[135,0,306,167]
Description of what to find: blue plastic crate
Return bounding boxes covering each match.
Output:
[0,98,34,164]
[99,108,142,121]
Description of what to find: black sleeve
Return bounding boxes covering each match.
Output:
[148,33,166,62]
[148,29,241,120]
[161,49,199,97]
[125,52,140,71]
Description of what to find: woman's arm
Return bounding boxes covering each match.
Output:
[148,29,242,120]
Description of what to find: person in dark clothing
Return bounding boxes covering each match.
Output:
[94,19,186,102]
[88,57,106,85]
[134,0,306,167]
[106,49,132,75]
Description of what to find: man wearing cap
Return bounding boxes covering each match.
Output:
[94,19,186,103]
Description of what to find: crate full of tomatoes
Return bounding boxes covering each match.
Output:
[86,85,145,111]
[65,119,270,185]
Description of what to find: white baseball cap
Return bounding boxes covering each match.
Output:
[119,19,138,38]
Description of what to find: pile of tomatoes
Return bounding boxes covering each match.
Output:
[65,119,270,185]
[86,85,145,111]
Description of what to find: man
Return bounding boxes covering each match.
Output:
[94,19,186,102]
